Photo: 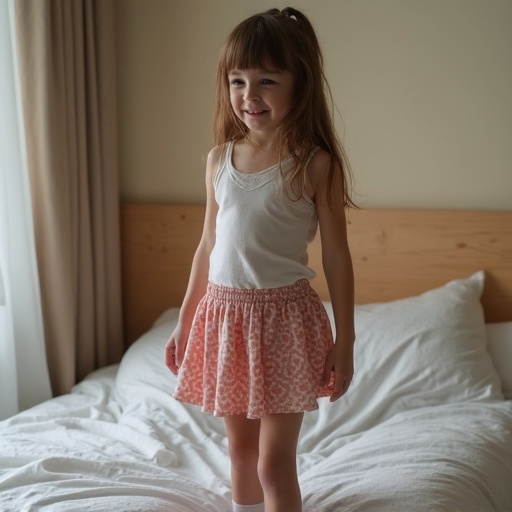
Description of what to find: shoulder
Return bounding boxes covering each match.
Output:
[206,145,224,165]
[308,148,332,172]
[306,149,333,196]
[206,141,237,169]
[205,144,227,180]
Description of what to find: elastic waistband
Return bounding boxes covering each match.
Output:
[206,279,314,303]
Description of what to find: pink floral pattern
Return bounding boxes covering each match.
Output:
[173,279,334,419]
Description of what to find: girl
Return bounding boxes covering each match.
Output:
[165,7,355,512]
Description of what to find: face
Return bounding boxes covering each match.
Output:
[228,65,294,136]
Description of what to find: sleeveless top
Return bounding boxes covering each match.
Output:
[208,141,318,289]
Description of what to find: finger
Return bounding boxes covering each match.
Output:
[322,366,331,387]
[341,375,352,395]
[164,342,175,364]
[165,344,179,375]
[330,387,341,402]
[166,357,177,375]
[322,356,333,386]
[330,376,352,402]
[330,388,344,402]
[164,346,173,366]
[176,345,186,369]
[330,372,346,402]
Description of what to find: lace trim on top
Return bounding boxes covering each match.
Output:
[227,141,294,190]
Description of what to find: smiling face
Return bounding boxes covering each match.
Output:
[228,66,295,137]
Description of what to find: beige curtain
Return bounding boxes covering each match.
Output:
[13,0,123,395]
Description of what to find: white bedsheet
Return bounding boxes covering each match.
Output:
[2,274,512,511]
[1,367,511,511]
[0,367,231,512]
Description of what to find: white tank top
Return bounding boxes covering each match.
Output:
[209,141,317,289]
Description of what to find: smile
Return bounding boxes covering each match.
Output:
[244,110,269,115]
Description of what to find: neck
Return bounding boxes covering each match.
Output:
[245,131,276,153]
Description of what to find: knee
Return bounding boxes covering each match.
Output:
[228,439,259,472]
[257,452,296,492]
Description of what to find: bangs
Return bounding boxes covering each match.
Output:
[222,15,290,72]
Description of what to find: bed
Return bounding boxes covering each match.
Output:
[1,203,512,512]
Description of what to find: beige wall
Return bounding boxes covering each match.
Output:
[115,0,512,209]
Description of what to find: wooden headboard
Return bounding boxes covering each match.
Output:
[120,203,512,345]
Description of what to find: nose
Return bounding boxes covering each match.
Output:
[243,83,259,102]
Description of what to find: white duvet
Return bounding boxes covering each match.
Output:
[1,274,512,511]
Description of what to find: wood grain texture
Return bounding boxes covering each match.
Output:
[121,204,512,344]
[121,204,205,344]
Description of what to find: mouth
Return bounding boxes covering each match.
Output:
[244,110,269,116]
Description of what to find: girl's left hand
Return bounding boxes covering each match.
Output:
[322,342,354,402]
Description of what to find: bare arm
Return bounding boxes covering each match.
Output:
[165,147,220,374]
[309,151,355,401]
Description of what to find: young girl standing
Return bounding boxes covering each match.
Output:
[165,7,355,512]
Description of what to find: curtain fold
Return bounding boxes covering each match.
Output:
[0,0,52,419]
[13,0,123,395]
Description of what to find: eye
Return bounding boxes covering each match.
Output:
[229,78,244,86]
[260,79,276,85]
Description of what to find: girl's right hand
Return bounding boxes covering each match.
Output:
[165,324,189,375]
[164,146,220,376]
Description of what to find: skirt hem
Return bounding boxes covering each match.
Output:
[173,393,332,419]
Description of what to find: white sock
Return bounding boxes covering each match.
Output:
[232,501,264,512]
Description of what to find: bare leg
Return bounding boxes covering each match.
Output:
[224,415,264,506]
[258,412,304,512]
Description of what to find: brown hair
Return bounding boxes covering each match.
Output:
[214,7,355,207]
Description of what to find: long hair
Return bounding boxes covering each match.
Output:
[214,7,355,208]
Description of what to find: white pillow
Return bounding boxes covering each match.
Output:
[316,272,504,436]
[486,322,512,399]
[115,308,181,408]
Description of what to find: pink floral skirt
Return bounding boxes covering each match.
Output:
[173,279,334,419]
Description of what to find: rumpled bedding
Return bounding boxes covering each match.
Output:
[1,367,511,511]
[2,273,512,511]
[0,367,230,512]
